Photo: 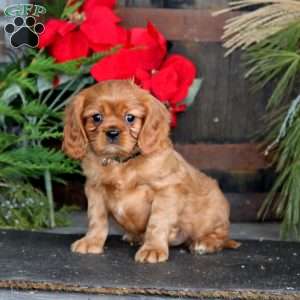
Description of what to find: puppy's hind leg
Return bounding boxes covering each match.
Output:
[189,224,241,255]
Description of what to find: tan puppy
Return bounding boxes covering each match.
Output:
[63,80,240,263]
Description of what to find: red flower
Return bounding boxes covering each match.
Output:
[80,6,125,50]
[134,68,151,90]
[39,19,76,49]
[50,30,89,62]
[129,22,167,70]
[169,104,186,127]
[83,0,116,11]
[91,48,144,81]
[150,54,196,103]
[90,22,166,81]
[39,2,125,62]
[38,0,197,128]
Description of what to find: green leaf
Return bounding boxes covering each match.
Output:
[61,0,84,19]
[0,102,23,123]
[181,78,202,107]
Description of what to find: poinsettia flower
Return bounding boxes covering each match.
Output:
[169,104,187,127]
[91,22,167,81]
[150,54,196,103]
[50,30,89,62]
[83,0,116,12]
[134,68,151,90]
[39,2,123,62]
[129,22,167,70]
[81,6,127,51]
[87,26,127,52]
[39,19,76,48]
[91,48,145,81]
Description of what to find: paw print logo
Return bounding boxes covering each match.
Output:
[4,16,44,48]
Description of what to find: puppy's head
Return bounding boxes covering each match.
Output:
[63,80,171,160]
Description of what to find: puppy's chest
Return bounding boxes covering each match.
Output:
[104,183,153,234]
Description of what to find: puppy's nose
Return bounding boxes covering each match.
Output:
[106,128,120,141]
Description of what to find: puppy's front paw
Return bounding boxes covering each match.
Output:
[135,245,168,263]
[71,237,103,254]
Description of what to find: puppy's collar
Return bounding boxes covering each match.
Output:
[101,151,141,166]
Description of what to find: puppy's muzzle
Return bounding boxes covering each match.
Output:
[105,127,120,143]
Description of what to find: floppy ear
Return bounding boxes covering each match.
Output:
[138,94,171,155]
[62,94,88,160]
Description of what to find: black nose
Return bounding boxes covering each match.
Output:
[106,128,120,141]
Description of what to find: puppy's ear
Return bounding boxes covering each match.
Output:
[138,94,171,155]
[62,94,88,160]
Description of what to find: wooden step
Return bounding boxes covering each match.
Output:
[0,230,299,299]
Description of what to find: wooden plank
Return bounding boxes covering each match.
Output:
[170,42,268,143]
[227,193,270,222]
[119,0,229,9]
[117,7,239,42]
[174,143,268,172]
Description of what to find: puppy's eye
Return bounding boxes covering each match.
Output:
[125,114,135,124]
[92,113,103,124]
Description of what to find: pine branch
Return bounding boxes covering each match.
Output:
[214,0,300,55]
[259,94,300,238]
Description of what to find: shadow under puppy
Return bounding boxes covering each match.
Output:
[63,80,240,263]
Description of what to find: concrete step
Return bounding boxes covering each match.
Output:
[0,230,299,299]
[42,212,284,242]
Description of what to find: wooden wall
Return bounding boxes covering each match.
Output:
[0,0,274,221]
[118,3,274,221]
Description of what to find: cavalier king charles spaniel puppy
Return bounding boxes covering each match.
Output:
[63,80,240,263]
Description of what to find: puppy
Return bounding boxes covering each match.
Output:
[63,80,240,263]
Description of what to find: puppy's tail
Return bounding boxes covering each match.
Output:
[224,239,241,249]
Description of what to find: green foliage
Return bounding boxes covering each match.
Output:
[36,0,66,18]
[245,22,300,109]
[0,13,117,229]
[0,49,90,229]
[61,0,84,19]
[0,183,73,229]
[259,96,300,238]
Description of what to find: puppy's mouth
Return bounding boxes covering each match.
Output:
[101,144,131,157]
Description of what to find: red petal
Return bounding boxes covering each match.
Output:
[81,7,122,46]
[129,22,167,70]
[135,68,151,90]
[153,54,196,105]
[91,48,143,81]
[50,30,89,62]
[84,6,120,24]
[163,54,196,85]
[83,0,116,13]
[170,82,191,103]
[85,26,127,50]
[150,66,179,101]
[170,110,177,127]
[39,19,75,48]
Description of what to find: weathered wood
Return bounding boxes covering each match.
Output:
[53,143,274,221]
[170,42,269,143]
[227,193,269,222]
[175,143,268,171]
[119,0,229,9]
[118,7,239,42]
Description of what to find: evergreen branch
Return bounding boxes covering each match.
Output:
[214,0,300,55]
[259,94,300,238]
